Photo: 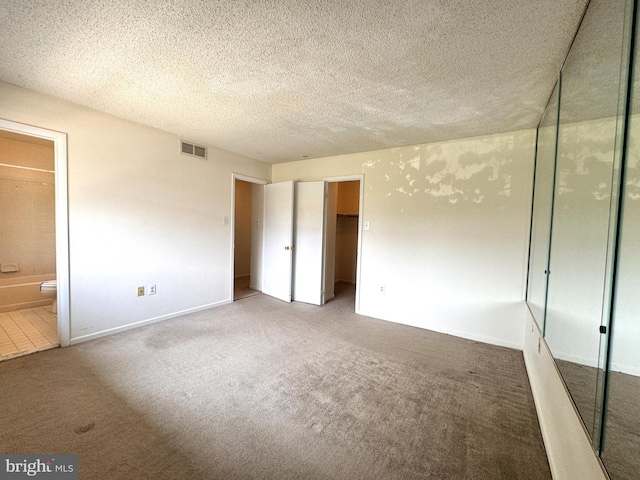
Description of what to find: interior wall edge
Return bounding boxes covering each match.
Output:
[523,308,608,480]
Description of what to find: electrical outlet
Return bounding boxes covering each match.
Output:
[380,285,385,294]
[148,284,156,295]
[137,286,145,297]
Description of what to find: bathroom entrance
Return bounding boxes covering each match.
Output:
[0,120,70,359]
[0,130,57,359]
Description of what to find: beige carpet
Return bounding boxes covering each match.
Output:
[0,285,550,479]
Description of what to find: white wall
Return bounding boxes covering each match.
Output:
[0,81,271,343]
[274,130,536,349]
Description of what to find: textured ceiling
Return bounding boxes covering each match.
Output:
[0,0,588,163]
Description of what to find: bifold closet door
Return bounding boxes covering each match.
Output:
[292,181,326,305]
[262,181,294,303]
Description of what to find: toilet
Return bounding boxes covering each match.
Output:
[40,280,57,314]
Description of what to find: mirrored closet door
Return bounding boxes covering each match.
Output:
[526,0,639,477]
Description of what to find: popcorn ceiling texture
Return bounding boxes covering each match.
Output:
[0,0,587,163]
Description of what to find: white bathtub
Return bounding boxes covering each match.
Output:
[0,273,56,313]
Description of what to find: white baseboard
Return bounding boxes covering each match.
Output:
[357,300,526,351]
[69,299,232,345]
[610,362,640,377]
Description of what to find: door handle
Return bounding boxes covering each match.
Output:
[284,246,296,250]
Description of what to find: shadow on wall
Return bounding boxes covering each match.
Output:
[363,136,517,207]
[361,121,633,212]
[626,118,640,201]
[556,118,619,206]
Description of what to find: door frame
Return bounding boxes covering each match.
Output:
[0,118,70,347]
[230,173,268,301]
[323,174,364,314]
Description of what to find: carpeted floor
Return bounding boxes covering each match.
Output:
[0,285,551,479]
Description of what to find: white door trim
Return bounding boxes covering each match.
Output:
[0,118,70,347]
[234,174,269,185]
[230,173,269,301]
[323,174,364,314]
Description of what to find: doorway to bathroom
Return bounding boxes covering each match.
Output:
[0,120,70,360]
[231,174,267,301]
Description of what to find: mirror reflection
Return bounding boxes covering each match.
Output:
[601,5,640,475]
[526,85,558,331]
[544,0,628,440]
[527,0,639,476]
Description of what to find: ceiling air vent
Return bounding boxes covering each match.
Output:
[180,140,207,159]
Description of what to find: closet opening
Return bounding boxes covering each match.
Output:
[324,180,361,304]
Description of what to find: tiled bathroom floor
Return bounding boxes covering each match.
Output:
[0,306,58,360]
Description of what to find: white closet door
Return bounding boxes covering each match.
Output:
[262,181,294,302]
[293,181,326,305]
